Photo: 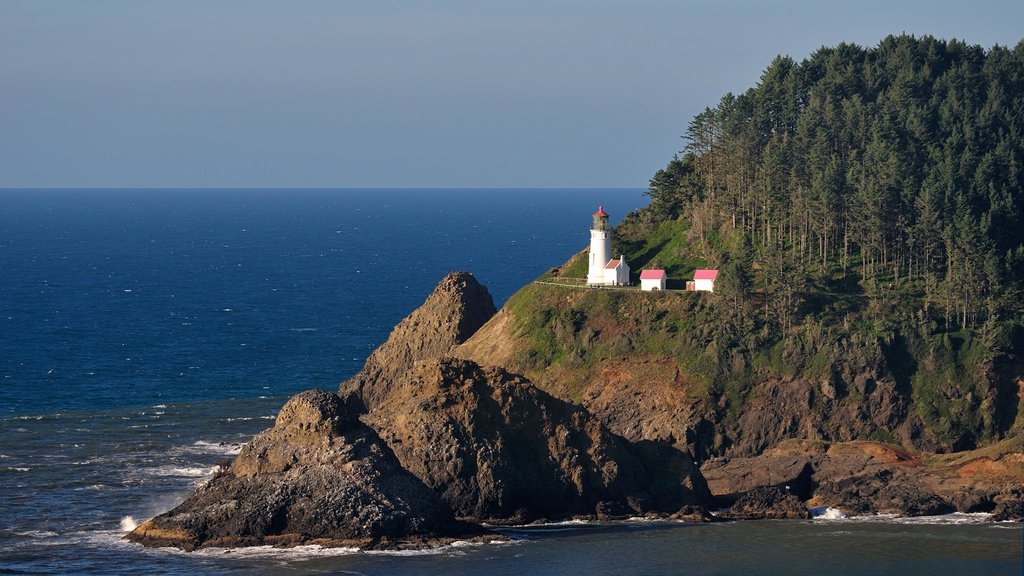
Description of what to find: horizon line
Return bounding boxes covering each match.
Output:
[0,186,647,191]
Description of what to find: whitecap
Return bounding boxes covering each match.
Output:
[14,530,59,538]
[838,512,992,525]
[120,516,139,532]
[810,506,847,520]
[189,440,243,455]
[145,465,217,478]
[188,544,362,559]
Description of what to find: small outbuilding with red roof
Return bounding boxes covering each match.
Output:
[692,269,719,292]
[639,269,666,291]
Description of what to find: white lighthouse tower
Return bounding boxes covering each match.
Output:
[587,206,612,285]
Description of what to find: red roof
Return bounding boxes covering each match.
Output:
[693,269,719,281]
[640,269,666,280]
[604,259,620,269]
[593,205,609,218]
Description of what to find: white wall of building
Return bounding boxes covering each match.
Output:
[587,229,611,285]
[694,279,715,292]
[640,277,665,291]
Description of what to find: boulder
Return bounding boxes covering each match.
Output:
[723,486,810,520]
[126,391,483,550]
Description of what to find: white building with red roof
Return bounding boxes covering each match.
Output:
[639,269,666,291]
[587,206,631,286]
[693,269,719,292]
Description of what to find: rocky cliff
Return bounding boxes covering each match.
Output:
[130,272,714,551]
[340,271,496,411]
[126,390,482,550]
[364,357,708,523]
[337,272,709,522]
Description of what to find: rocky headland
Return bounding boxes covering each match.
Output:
[129,269,1023,551]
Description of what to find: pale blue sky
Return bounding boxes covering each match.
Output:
[2,1,1023,188]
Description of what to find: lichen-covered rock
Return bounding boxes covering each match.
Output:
[339,271,496,411]
[126,390,483,551]
[363,357,710,523]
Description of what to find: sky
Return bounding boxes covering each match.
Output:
[2,1,1023,189]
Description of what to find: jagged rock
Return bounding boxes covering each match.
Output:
[722,486,810,520]
[812,469,954,516]
[362,357,710,523]
[701,450,818,505]
[991,488,1024,521]
[991,500,1023,521]
[947,490,996,513]
[671,504,717,523]
[126,390,483,550]
[340,271,496,410]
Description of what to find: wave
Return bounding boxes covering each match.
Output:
[814,511,994,525]
[187,440,242,455]
[120,516,139,532]
[144,465,218,478]
[810,507,847,520]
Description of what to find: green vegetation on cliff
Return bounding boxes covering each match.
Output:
[503,35,1024,455]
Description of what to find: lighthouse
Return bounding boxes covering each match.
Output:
[587,206,611,285]
[586,206,629,286]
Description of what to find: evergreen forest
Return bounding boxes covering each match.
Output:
[582,35,1024,449]
[628,35,1023,334]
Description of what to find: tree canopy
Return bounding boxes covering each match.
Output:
[638,35,1024,334]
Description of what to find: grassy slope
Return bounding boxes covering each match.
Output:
[462,212,1024,455]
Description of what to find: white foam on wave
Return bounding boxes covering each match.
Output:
[146,465,218,478]
[189,440,243,455]
[810,506,847,520]
[814,510,993,525]
[120,516,138,532]
[190,544,362,559]
[14,530,59,538]
[364,539,506,557]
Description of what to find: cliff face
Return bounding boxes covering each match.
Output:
[341,273,709,522]
[126,391,478,550]
[364,357,708,523]
[456,282,1022,460]
[340,271,496,411]
[131,272,714,551]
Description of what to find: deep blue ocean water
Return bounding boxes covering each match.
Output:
[0,188,1020,575]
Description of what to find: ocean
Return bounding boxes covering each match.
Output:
[0,188,1020,575]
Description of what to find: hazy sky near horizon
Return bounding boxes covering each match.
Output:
[3,1,1023,189]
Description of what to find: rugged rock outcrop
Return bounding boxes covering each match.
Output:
[363,357,710,523]
[340,271,496,411]
[701,445,821,505]
[127,390,483,550]
[702,440,958,517]
[721,486,811,520]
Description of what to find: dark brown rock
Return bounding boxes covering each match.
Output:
[362,357,710,523]
[340,271,496,411]
[722,486,810,520]
[126,390,484,550]
[701,451,817,505]
[813,469,954,516]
